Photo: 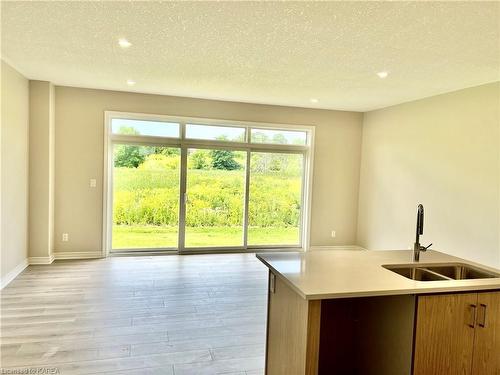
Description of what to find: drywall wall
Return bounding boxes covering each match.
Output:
[358,82,500,268]
[29,81,55,263]
[54,86,363,253]
[1,61,29,284]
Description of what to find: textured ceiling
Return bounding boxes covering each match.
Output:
[2,1,499,111]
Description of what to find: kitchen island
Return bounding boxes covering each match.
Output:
[256,250,500,375]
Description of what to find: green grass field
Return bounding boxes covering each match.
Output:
[112,225,299,249]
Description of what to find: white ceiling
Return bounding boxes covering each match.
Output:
[2,1,499,111]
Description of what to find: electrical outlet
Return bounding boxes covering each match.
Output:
[331,230,336,238]
[89,179,97,188]
[62,233,69,242]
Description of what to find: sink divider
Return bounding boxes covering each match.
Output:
[419,267,454,281]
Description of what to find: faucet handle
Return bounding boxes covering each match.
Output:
[421,243,433,251]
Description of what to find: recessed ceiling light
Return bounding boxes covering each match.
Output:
[118,38,132,48]
[377,71,389,79]
[126,79,136,86]
[310,98,319,103]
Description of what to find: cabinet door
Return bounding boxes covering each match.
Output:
[265,272,321,375]
[472,292,500,374]
[414,293,478,375]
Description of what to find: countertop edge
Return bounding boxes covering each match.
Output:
[256,254,308,300]
[301,284,500,300]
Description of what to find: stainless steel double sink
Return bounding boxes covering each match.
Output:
[383,263,500,281]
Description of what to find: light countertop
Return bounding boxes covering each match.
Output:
[256,250,500,300]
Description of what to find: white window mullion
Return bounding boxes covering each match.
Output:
[178,146,188,253]
[242,149,251,249]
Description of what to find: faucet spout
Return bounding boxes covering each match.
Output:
[416,204,424,239]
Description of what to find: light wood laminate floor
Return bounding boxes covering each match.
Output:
[1,253,267,375]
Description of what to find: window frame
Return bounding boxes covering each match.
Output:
[249,127,308,146]
[111,117,181,139]
[103,111,315,256]
[185,122,247,143]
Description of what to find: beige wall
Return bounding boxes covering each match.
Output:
[1,61,29,281]
[29,81,55,260]
[358,82,500,268]
[54,86,363,253]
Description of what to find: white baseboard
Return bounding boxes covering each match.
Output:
[309,245,367,251]
[1,258,28,289]
[28,255,55,265]
[54,251,103,260]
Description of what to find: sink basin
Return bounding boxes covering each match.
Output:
[425,264,500,280]
[383,263,500,281]
[384,266,450,281]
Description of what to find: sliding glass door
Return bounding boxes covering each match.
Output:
[112,144,180,250]
[248,152,304,246]
[105,113,312,254]
[185,148,247,248]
